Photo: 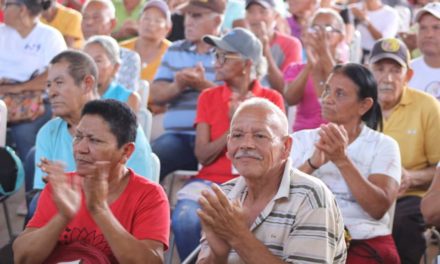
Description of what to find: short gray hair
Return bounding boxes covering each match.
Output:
[82,0,116,19]
[84,35,121,65]
[231,97,288,135]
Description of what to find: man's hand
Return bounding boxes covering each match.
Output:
[38,158,81,220]
[81,161,111,214]
[351,6,368,23]
[398,168,412,197]
[197,184,249,256]
[175,63,207,91]
[249,22,270,50]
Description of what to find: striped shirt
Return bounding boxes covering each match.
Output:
[200,160,347,263]
[154,39,217,132]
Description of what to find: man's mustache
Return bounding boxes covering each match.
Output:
[234,150,263,160]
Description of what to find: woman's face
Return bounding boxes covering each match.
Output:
[321,73,371,125]
[83,43,119,90]
[310,13,344,49]
[213,49,246,83]
[138,7,170,41]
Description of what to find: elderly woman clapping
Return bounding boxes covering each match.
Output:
[84,35,140,112]
[291,63,401,263]
[171,28,285,261]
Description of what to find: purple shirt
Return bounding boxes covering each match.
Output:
[287,16,302,40]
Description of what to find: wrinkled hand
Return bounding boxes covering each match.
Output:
[175,63,206,91]
[249,21,270,49]
[119,20,139,36]
[38,158,81,220]
[80,161,111,214]
[315,123,349,166]
[197,184,248,256]
[398,168,411,197]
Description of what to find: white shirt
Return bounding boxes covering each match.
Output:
[409,56,440,101]
[354,3,399,51]
[0,22,66,82]
[290,125,402,239]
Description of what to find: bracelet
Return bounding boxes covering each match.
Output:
[307,158,319,170]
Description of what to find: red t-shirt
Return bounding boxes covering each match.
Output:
[194,81,285,184]
[27,169,170,262]
[271,32,302,72]
[0,11,3,23]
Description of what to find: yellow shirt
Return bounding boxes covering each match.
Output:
[383,87,440,196]
[40,3,84,49]
[119,38,171,81]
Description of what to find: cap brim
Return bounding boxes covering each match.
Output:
[245,0,272,9]
[203,35,239,53]
[415,9,440,22]
[180,2,210,13]
[369,53,407,68]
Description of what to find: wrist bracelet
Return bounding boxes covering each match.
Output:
[307,158,319,170]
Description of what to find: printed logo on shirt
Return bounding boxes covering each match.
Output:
[425,81,440,101]
[24,43,42,54]
[406,129,417,135]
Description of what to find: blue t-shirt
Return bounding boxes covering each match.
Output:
[33,117,154,189]
[102,82,132,102]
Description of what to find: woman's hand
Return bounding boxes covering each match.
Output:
[315,123,349,166]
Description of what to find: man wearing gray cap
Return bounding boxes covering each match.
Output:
[409,2,440,101]
[369,38,440,263]
[172,27,285,262]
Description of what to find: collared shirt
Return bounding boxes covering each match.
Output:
[383,87,440,196]
[154,39,218,132]
[199,159,347,264]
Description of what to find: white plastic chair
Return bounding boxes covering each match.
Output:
[0,99,7,147]
[138,80,150,109]
[150,152,160,183]
[138,108,153,141]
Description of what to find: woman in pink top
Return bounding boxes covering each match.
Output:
[284,8,349,131]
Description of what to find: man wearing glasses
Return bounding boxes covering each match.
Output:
[150,0,225,182]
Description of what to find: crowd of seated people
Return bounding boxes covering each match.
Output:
[1,0,440,263]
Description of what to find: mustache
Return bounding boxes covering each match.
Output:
[378,84,393,90]
[234,150,263,160]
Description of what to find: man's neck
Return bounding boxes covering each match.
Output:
[195,40,213,54]
[423,55,440,68]
[245,164,284,202]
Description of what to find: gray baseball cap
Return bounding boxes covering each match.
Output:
[203,28,262,62]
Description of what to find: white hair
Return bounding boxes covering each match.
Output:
[231,97,288,135]
[85,35,121,65]
[82,0,116,19]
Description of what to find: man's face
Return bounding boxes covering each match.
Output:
[371,59,409,110]
[81,1,114,39]
[184,9,219,43]
[417,14,440,57]
[47,61,86,119]
[226,106,290,179]
[138,7,170,41]
[73,114,125,176]
[2,0,23,28]
[245,3,276,29]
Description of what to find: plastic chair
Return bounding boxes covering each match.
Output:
[0,146,25,241]
[138,108,153,140]
[150,152,160,183]
[138,80,150,109]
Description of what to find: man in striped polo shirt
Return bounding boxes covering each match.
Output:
[151,0,225,181]
[197,98,347,263]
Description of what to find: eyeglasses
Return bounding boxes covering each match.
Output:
[215,52,243,65]
[2,1,21,9]
[308,24,342,34]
